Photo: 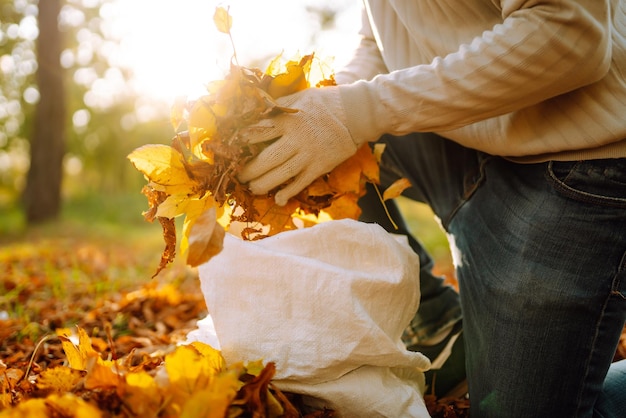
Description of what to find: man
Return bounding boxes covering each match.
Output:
[239,1,626,416]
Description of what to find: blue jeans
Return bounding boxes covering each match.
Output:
[360,132,626,417]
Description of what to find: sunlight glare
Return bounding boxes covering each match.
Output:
[108,0,361,104]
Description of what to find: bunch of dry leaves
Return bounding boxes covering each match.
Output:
[127,7,409,277]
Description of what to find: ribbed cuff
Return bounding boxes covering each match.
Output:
[338,80,388,145]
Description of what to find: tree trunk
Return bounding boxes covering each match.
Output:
[23,0,66,224]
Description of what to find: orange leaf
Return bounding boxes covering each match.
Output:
[323,193,362,221]
[383,178,412,201]
[250,197,301,237]
[84,360,120,390]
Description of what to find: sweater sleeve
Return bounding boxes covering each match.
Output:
[339,0,613,149]
[334,6,388,85]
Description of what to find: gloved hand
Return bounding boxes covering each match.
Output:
[238,86,366,206]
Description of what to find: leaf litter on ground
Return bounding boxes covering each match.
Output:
[0,228,497,417]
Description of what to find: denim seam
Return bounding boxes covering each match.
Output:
[547,161,626,208]
[575,285,612,416]
[574,253,626,414]
[441,154,491,228]
[612,251,626,299]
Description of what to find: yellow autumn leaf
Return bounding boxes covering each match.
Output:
[121,371,163,418]
[36,367,83,393]
[156,193,193,219]
[56,327,98,371]
[213,6,232,34]
[383,177,412,201]
[190,342,226,372]
[45,393,103,418]
[0,398,48,418]
[373,143,386,164]
[244,359,266,377]
[264,51,284,77]
[188,97,218,150]
[179,372,240,418]
[165,344,214,391]
[127,144,193,195]
[163,344,227,413]
[267,64,309,98]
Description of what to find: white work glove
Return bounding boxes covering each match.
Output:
[238,87,366,206]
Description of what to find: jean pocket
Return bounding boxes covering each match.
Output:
[547,159,626,208]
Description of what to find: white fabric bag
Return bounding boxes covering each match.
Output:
[186,219,431,417]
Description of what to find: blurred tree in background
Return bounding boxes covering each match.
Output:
[1,0,171,228]
[22,0,66,223]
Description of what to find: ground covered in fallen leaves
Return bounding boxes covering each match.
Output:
[0,222,477,417]
[1,222,623,417]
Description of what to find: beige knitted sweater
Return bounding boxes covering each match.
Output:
[336,0,626,161]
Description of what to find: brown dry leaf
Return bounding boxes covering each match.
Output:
[383,178,412,201]
[154,216,177,278]
[231,362,277,415]
[1,368,23,388]
[183,206,226,267]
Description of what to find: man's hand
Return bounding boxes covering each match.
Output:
[238,87,364,206]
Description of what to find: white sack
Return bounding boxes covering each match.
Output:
[187,218,431,417]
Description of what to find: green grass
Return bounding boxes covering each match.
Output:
[396,196,453,268]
